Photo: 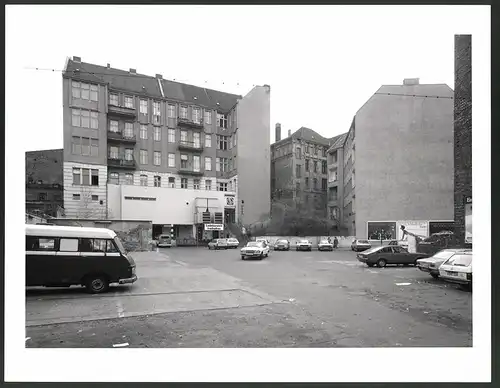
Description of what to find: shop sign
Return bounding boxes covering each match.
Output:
[204,223,224,231]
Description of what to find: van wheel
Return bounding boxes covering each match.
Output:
[84,274,109,294]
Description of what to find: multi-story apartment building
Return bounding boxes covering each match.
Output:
[270,125,334,218]
[326,132,347,230]
[328,79,455,239]
[453,35,472,247]
[62,56,270,240]
[26,149,64,218]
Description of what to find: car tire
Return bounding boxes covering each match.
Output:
[377,259,387,268]
[84,274,109,294]
[431,273,439,279]
[241,256,246,260]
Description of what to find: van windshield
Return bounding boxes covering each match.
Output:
[114,237,127,254]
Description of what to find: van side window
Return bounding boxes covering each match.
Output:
[80,238,94,252]
[59,238,78,252]
[26,236,39,251]
[107,240,118,253]
[92,239,107,253]
[38,238,56,251]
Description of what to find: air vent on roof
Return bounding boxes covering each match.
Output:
[403,78,419,85]
[129,68,136,74]
[73,56,81,63]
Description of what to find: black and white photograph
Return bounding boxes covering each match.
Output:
[5,3,491,383]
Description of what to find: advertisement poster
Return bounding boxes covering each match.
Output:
[465,196,472,244]
[397,220,429,240]
[367,221,397,240]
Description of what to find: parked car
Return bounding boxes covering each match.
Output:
[157,234,172,248]
[357,245,429,268]
[274,239,290,251]
[241,241,269,260]
[208,238,228,250]
[439,251,473,291]
[351,239,371,252]
[296,239,312,251]
[226,238,240,249]
[318,239,333,251]
[416,248,472,279]
[417,231,463,256]
[255,238,270,246]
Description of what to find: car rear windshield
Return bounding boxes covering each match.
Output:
[445,254,472,267]
[277,240,287,243]
[320,240,329,244]
[358,240,369,244]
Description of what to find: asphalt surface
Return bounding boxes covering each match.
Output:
[25,247,472,348]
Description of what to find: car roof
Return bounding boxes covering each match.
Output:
[26,224,116,239]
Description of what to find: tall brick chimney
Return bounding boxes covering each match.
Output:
[288,129,291,137]
[275,123,281,142]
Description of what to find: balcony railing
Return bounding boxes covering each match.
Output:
[107,156,136,169]
[177,166,204,176]
[177,117,204,130]
[107,131,137,143]
[108,104,137,118]
[178,140,204,152]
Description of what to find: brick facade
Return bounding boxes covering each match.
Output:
[453,35,472,247]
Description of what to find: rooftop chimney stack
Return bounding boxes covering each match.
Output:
[129,68,137,74]
[275,123,281,142]
[288,129,292,137]
[403,78,420,85]
[107,63,110,68]
[73,56,81,63]
[155,74,163,79]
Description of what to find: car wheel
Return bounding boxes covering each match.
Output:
[377,259,387,268]
[84,274,109,294]
[241,256,246,260]
[431,273,439,279]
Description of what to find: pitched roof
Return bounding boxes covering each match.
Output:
[328,133,348,150]
[64,58,241,112]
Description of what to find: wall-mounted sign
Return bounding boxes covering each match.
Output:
[465,196,472,244]
[204,223,224,231]
[225,195,236,208]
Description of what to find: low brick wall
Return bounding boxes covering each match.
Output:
[254,236,403,249]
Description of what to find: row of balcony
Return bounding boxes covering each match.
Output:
[107,131,204,153]
[108,106,205,130]
[107,156,204,176]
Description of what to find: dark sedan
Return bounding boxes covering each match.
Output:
[274,239,290,251]
[357,245,428,268]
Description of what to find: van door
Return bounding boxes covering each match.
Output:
[26,235,58,286]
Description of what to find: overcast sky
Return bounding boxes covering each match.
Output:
[6,5,483,151]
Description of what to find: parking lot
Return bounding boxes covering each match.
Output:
[25,246,472,348]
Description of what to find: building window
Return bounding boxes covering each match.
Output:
[109,93,119,106]
[140,99,148,115]
[110,120,119,133]
[181,178,188,189]
[154,151,161,166]
[81,137,90,155]
[305,177,309,189]
[140,175,148,186]
[72,82,98,101]
[205,134,212,148]
[193,155,201,172]
[322,147,327,157]
[124,96,134,109]
[180,130,188,142]
[216,157,220,172]
[217,113,227,129]
[81,110,90,128]
[193,132,200,148]
[194,179,200,190]
[168,177,175,188]
[109,146,119,159]
[205,156,212,171]
[153,101,161,124]
[154,176,161,187]
[204,110,212,124]
[125,173,133,185]
[180,154,188,169]
[314,146,318,155]
[91,169,99,186]
[168,104,176,118]
[218,182,228,191]
[295,182,300,192]
[322,178,327,190]
[154,127,161,141]
[305,144,310,154]
[90,112,98,129]
[180,106,188,119]
[296,164,301,178]
[91,138,99,157]
[322,161,327,174]
[140,150,148,165]
[124,123,134,138]
[73,194,81,200]
[140,125,148,140]
[125,148,134,161]
[92,195,99,201]
[168,153,176,167]
[217,135,228,150]
[109,172,119,184]
[296,147,301,159]
[71,136,81,154]
[305,159,309,172]
[205,179,212,190]
[168,128,175,143]
[313,161,318,173]
[72,168,81,185]
[192,107,201,123]
[313,178,318,190]
[228,181,233,191]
